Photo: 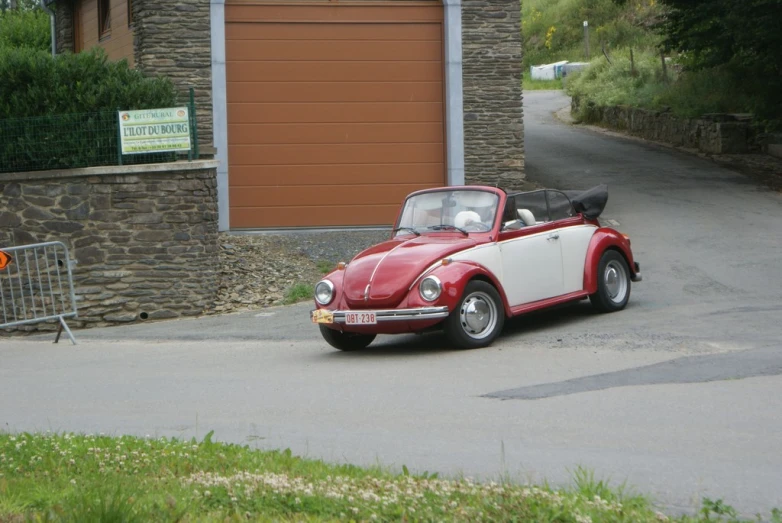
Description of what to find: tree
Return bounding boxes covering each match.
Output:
[658,0,782,77]
[0,3,49,51]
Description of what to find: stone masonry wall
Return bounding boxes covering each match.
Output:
[134,0,213,150]
[461,0,525,189]
[571,97,751,154]
[0,162,219,329]
[54,1,75,54]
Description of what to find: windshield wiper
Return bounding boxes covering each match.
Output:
[393,227,420,236]
[427,224,469,236]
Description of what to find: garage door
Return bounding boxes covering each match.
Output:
[225,1,446,228]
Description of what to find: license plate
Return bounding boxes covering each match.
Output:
[311,309,334,324]
[345,312,377,325]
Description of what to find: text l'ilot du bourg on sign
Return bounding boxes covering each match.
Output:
[118,107,191,154]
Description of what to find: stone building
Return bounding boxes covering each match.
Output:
[55,0,524,230]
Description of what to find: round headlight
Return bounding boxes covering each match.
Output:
[419,276,442,302]
[314,280,335,305]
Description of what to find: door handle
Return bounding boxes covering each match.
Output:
[548,233,560,241]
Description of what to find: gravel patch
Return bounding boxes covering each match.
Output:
[207,230,392,315]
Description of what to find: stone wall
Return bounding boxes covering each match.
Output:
[571,97,752,154]
[134,0,213,150]
[0,161,219,329]
[461,0,525,189]
[54,1,75,54]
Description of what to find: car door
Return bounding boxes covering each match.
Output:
[498,191,565,306]
[546,190,598,294]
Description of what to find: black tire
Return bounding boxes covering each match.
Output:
[589,250,631,313]
[444,280,505,349]
[319,325,376,351]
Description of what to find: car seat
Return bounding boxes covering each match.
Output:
[517,209,536,226]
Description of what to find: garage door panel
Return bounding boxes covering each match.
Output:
[228,82,442,103]
[226,40,441,62]
[230,143,443,166]
[230,164,445,187]
[226,61,442,83]
[230,205,402,229]
[227,102,443,124]
[226,5,443,24]
[230,184,435,208]
[228,123,443,145]
[227,22,441,41]
[225,2,445,228]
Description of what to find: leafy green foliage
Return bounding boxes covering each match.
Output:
[523,0,663,69]
[652,0,782,125]
[0,47,177,119]
[0,3,50,51]
[0,47,178,172]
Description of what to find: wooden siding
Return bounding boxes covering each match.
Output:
[77,0,134,67]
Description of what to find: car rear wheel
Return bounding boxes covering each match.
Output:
[445,280,505,349]
[589,250,631,312]
[319,325,376,351]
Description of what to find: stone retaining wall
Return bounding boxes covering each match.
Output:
[462,0,526,189]
[571,97,752,154]
[0,161,219,330]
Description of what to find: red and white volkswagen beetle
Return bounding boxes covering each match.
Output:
[311,185,642,351]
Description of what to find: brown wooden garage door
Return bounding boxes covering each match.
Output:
[226,1,445,228]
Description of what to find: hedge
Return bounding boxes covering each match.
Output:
[0,47,179,172]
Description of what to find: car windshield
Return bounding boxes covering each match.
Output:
[395,190,500,236]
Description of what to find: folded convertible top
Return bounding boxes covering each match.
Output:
[564,184,609,219]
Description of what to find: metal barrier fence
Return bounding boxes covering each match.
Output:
[0,242,78,344]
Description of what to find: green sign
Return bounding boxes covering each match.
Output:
[118,107,191,155]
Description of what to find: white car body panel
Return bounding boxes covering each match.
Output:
[558,224,599,293]
[449,243,503,281]
[499,229,564,306]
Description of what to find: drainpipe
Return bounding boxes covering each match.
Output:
[39,0,57,57]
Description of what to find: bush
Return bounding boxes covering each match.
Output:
[565,50,669,121]
[0,47,179,172]
[0,5,50,51]
[566,52,782,130]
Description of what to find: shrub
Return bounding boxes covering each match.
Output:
[0,47,179,172]
[0,4,50,51]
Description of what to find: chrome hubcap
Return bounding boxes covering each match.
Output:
[459,291,497,340]
[604,260,628,303]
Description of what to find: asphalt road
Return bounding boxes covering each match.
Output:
[3,91,782,517]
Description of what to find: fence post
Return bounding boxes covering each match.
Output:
[116,108,124,165]
[189,87,199,161]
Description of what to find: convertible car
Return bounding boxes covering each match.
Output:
[311,185,642,351]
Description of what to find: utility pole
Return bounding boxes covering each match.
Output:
[583,21,590,60]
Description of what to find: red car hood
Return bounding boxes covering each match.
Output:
[343,235,479,308]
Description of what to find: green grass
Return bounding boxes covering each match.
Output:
[523,71,564,91]
[283,283,313,305]
[316,260,334,275]
[1,432,779,522]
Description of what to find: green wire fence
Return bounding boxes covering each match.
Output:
[0,88,199,174]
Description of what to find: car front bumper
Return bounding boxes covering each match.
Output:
[311,306,449,325]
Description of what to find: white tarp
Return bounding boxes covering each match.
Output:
[530,60,569,81]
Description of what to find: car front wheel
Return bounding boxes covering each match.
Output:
[444,280,505,349]
[319,325,376,351]
[589,250,631,312]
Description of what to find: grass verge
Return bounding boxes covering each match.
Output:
[523,71,565,91]
[1,432,779,522]
[283,283,313,305]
